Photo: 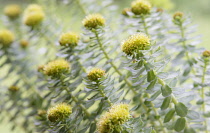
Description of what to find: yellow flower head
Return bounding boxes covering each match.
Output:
[202,50,210,58]
[59,32,80,47]
[173,12,183,21]
[122,8,131,16]
[122,33,150,56]
[44,59,70,78]
[87,68,105,82]
[0,29,15,47]
[131,0,151,15]
[4,4,21,19]
[82,14,105,29]
[47,103,72,122]
[8,86,19,92]
[23,4,45,27]
[97,103,130,133]
[20,40,29,48]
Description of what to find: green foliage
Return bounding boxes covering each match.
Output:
[0,0,210,133]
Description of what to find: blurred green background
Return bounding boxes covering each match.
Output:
[0,0,210,132]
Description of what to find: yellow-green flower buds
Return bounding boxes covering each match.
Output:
[37,110,47,117]
[47,103,72,122]
[8,86,19,92]
[87,68,105,82]
[97,103,130,133]
[0,29,15,47]
[20,40,29,48]
[82,14,105,29]
[173,12,184,21]
[38,65,45,72]
[202,50,210,58]
[44,59,70,78]
[131,0,151,15]
[122,8,131,16]
[122,33,150,56]
[59,32,80,48]
[23,4,45,27]
[4,4,21,19]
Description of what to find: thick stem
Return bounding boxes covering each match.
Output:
[141,15,149,36]
[201,60,208,133]
[98,87,112,106]
[180,23,195,74]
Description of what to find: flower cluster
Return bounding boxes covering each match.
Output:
[44,59,70,78]
[23,4,45,27]
[87,68,105,82]
[47,103,72,122]
[131,0,151,15]
[97,103,130,133]
[122,33,150,56]
[173,12,184,25]
[4,4,21,19]
[82,14,105,29]
[0,29,15,47]
[59,32,80,48]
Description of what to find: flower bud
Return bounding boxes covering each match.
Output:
[82,14,105,29]
[23,4,45,27]
[202,50,210,58]
[122,8,131,16]
[59,32,80,48]
[87,68,105,82]
[122,33,150,56]
[38,65,45,72]
[8,86,19,92]
[38,110,47,117]
[97,103,130,133]
[131,0,151,15]
[173,12,183,21]
[0,29,15,47]
[47,103,72,122]
[44,59,70,78]
[20,40,29,48]
[4,4,21,19]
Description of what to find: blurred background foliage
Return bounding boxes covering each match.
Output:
[0,0,209,132]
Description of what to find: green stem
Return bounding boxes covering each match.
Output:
[201,60,208,133]
[93,30,137,95]
[98,87,112,106]
[141,15,149,36]
[63,87,91,117]
[180,23,195,74]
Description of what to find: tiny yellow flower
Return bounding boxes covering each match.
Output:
[59,32,80,47]
[4,4,21,19]
[47,103,72,122]
[8,86,19,92]
[121,33,150,56]
[202,50,210,58]
[0,29,15,47]
[82,14,105,29]
[44,59,70,78]
[131,0,151,15]
[87,68,105,82]
[97,103,130,133]
[20,40,29,48]
[122,8,131,16]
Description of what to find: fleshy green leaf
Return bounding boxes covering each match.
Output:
[175,102,188,117]
[161,96,171,110]
[147,70,156,82]
[161,85,172,97]
[164,109,175,123]
[174,117,186,132]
